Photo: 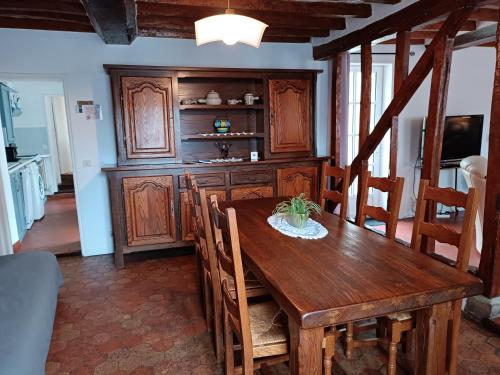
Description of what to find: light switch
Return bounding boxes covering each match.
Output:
[82,160,92,168]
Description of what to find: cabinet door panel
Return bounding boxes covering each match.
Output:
[123,176,175,246]
[231,186,273,200]
[277,167,318,201]
[122,77,175,159]
[269,79,311,154]
[181,190,226,241]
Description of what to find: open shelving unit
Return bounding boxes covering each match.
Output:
[178,76,265,163]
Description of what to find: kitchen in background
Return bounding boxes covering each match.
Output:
[0,79,80,254]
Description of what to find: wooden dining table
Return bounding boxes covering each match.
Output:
[219,197,483,375]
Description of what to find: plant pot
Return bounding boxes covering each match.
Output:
[286,213,309,229]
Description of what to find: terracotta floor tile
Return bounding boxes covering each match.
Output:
[47,253,500,374]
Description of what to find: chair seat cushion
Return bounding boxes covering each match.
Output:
[386,311,413,321]
[249,301,288,349]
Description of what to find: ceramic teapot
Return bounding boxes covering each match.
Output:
[243,93,259,105]
[206,90,222,105]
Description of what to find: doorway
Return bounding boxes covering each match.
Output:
[0,78,80,255]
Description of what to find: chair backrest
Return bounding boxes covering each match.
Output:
[355,170,405,240]
[411,179,479,272]
[319,161,351,219]
[209,195,253,356]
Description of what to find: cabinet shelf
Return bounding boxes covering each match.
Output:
[181,133,264,141]
[179,104,264,110]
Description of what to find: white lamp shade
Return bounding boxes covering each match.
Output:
[195,14,268,48]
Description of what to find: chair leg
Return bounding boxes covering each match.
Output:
[345,322,354,360]
[223,309,234,375]
[387,323,401,375]
[203,272,213,332]
[213,292,224,364]
[323,327,336,374]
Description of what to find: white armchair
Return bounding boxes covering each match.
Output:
[460,156,487,252]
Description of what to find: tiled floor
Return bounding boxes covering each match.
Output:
[17,194,80,255]
[47,253,500,374]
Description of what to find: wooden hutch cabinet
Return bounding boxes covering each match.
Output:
[103,65,326,267]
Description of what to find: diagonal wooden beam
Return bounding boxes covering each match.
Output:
[81,0,137,44]
[313,0,493,60]
[454,23,497,50]
[138,0,372,17]
[344,9,473,188]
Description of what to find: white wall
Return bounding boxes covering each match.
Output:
[0,28,329,256]
[5,80,64,156]
[0,113,17,249]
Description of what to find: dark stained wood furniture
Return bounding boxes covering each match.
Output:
[355,171,405,240]
[102,65,325,267]
[345,172,405,361]
[209,198,289,374]
[319,161,351,218]
[219,197,483,375]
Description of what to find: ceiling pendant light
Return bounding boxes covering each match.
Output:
[195,0,268,48]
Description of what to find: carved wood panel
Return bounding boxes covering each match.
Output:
[231,186,274,200]
[269,79,312,153]
[123,176,175,246]
[180,190,226,241]
[122,76,175,159]
[277,167,318,201]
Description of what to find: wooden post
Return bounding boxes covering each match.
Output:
[330,52,349,167]
[420,36,455,254]
[390,31,410,180]
[356,43,372,216]
[478,19,500,299]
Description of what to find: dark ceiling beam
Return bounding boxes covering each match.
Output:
[81,0,137,44]
[138,28,311,43]
[137,5,346,30]
[313,0,496,60]
[137,0,372,17]
[419,20,477,32]
[139,24,330,38]
[469,7,499,21]
[454,23,497,49]
[0,0,87,16]
[0,17,94,32]
[0,10,91,25]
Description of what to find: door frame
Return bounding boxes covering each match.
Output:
[0,73,82,250]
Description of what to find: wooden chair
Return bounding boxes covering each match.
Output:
[186,173,267,364]
[210,196,336,374]
[209,198,289,374]
[345,172,405,359]
[379,180,478,375]
[319,161,351,219]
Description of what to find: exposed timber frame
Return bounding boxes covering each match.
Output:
[319,0,500,309]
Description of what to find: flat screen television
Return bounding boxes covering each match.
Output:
[420,115,484,163]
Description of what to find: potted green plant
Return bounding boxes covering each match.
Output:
[273,193,321,229]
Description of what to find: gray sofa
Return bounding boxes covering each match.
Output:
[0,251,62,375]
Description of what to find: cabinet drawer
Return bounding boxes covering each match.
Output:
[231,186,274,200]
[230,170,273,186]
[179,173,225,189]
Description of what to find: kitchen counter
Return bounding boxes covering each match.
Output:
[7,154,50,174]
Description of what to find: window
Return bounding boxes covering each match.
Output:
[347,63,392,215]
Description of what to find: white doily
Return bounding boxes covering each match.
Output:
[267,215,328,240]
